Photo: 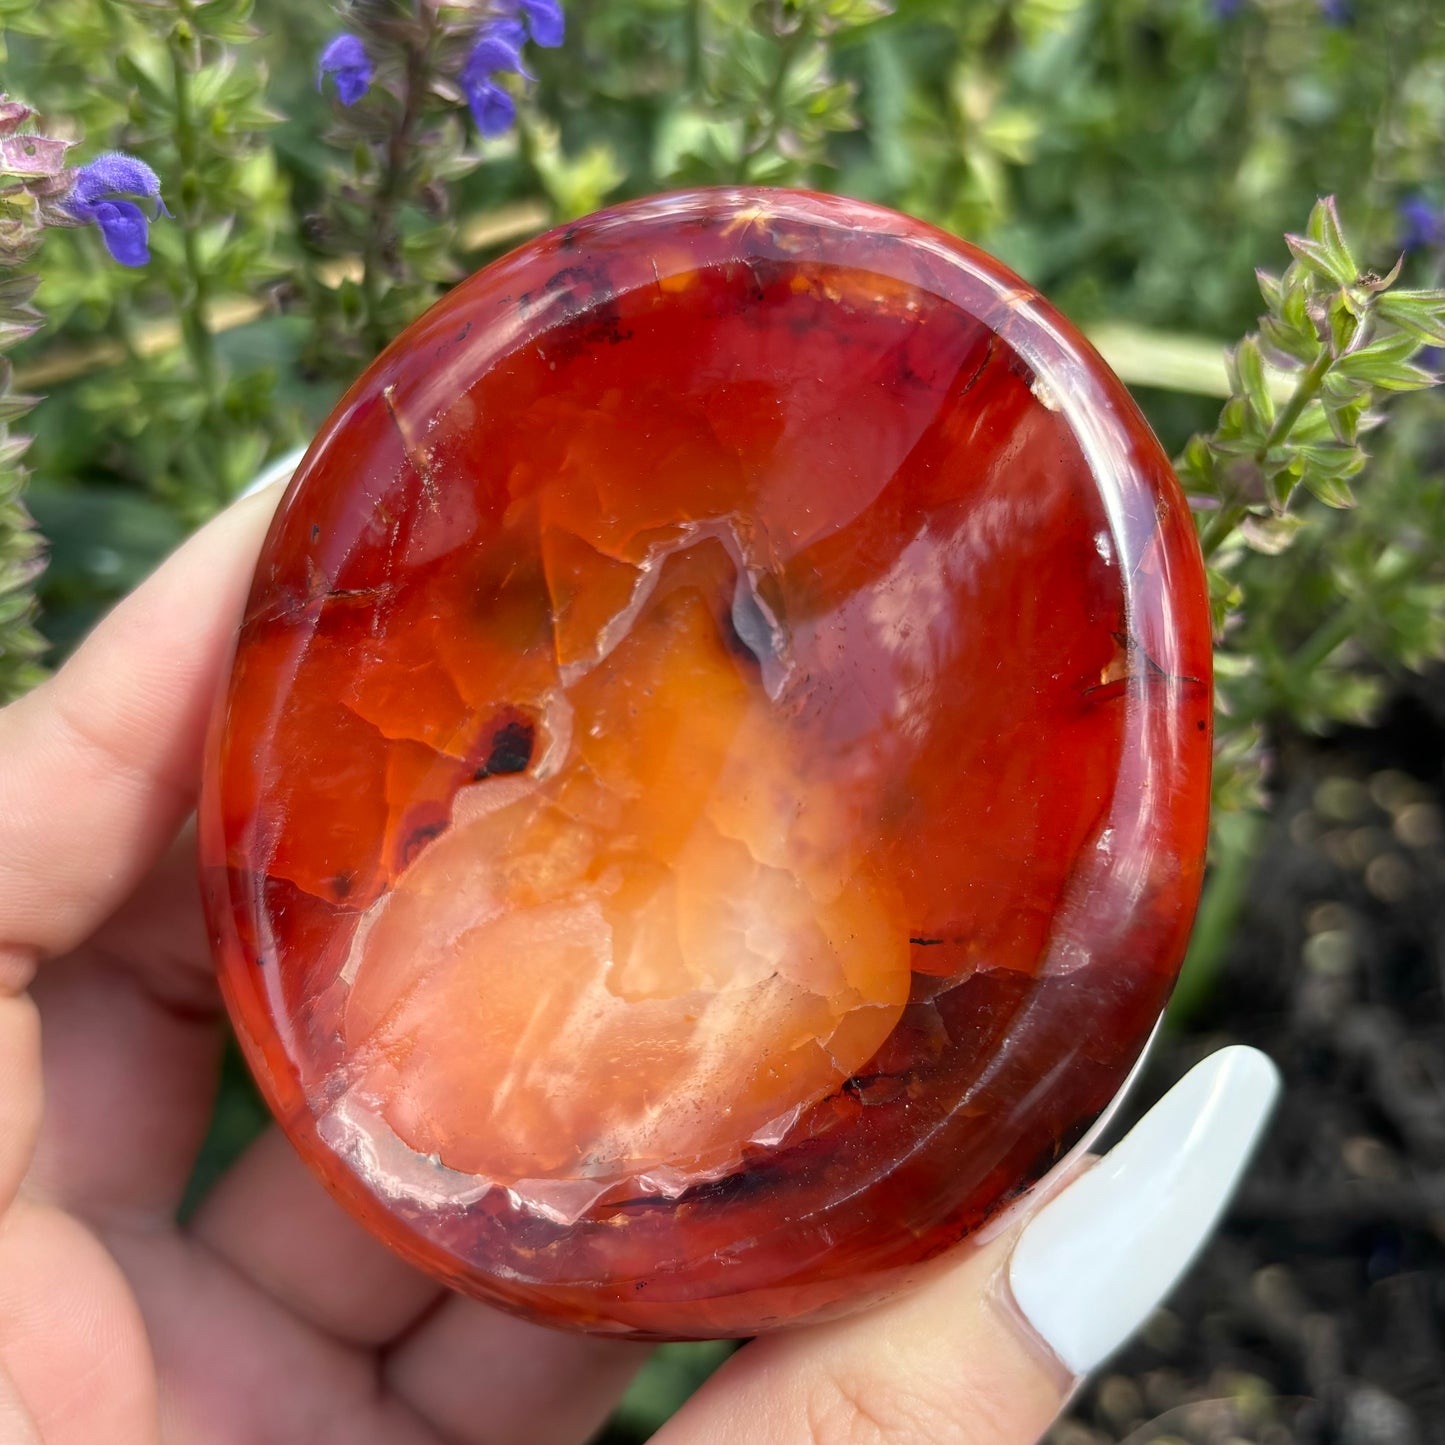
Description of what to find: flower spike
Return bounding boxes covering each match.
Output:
[64,152,168,266]
[519,0,565,48]
[318,34,373,106]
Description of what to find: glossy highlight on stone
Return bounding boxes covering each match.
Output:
[200,188,1213,1340]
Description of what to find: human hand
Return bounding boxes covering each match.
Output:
[0,487,1278,1444]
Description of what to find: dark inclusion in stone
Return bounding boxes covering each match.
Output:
[481,720,534,777]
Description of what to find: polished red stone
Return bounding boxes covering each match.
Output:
[200,188,1212,1340]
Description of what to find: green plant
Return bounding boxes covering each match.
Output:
[1179,196,1444,814]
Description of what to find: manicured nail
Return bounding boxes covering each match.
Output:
[238,445,307,501]
[1007,1044,1279,1376]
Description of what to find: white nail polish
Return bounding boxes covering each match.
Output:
[238,445,307,501]
[1007,1044,1280,1376]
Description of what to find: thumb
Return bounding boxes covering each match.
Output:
[654,1045,1279,1445]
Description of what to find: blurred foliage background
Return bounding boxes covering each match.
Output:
[6,0,1441,655]
[2,0,1444,1439]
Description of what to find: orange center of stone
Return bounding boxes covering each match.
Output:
[340,539,910,1201]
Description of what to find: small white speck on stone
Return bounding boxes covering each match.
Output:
[1031,375,1061,411]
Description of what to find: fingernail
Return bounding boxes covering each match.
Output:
[1007,1044,1279,1376]
[238,444,307,501]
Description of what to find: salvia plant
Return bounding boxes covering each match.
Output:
[1179,196,1445,817]
[0,98,57,703]
[0,94,170,701]
[304,0,563,367]
[653,0,890,186]
[0,0,1441,812]
[0,0,291,525]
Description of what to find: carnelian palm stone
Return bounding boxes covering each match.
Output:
[200,187,1212,1340]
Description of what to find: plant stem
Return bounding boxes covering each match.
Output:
[685,0,704,90]
[1258,344,1333,459]
[1165,807,1266,1028]
[742,23,805,165]
[1199,500,1244,560]
[1290,602,1359,680]
[168,0,222,415]
[360,10,433,357]
[1199,343,1338,560]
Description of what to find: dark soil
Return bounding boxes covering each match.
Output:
[1053,668,1445,1445]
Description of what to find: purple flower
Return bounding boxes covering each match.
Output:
[466,79,517,138]
[318,33,372,106]
[64,152,167,267]
[1398,194,1444,253]
[86,201,152,267]
[466,29,534,84]
[488,17,528,50]
[461,24,532,137]
[70,152,165,211]
[1318,0,1350,22]
[459,2,564,139]
[516,0,565,48]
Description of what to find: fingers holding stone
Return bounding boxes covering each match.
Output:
[22,832,227,1227]
[2,490,279,1228]
[383,1294,649,1445]
[103,1225,437,1445]
[0,1200,158,1445]
[190,1126,441,1349]
[0,995,40,1214]
[0,1364,40,1445]
[1006,1045,1279,1376]
[22,950,221,1228]
[194,1126,648,1442]
[657,1047,1279,1445]
[0,485,280,974]
[654,1229,1064,1445]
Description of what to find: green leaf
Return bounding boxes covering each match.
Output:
[1259,314,1317,365]
[1279,275,1316,346]
[1265,464,1301,513]
[1228,336,1274,426]
[1284,232,1351,286]
[114,49,174,112]
[1176,432,1217,491]
[1240,511,1307,555]
[0,392,41,423]
[1286,398,1339,444]
[1255,268,1283,313]
[1334,351,1438,390]
[1294,442,1366,507]
[813,0,893,32]
[1301,471,1358,509]
[0,273,40,308]
[1323,393,1369,446]
[1305,194,1358,283]
[1345,329,1423,366]
[0,433,32,467]
[1327,290,1362,353]
[1376,289,1445,345]
[0,316,41,350]
[1321,369,1369,405]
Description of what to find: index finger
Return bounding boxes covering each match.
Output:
[0,486,279,988]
